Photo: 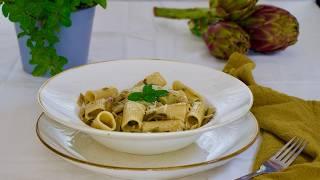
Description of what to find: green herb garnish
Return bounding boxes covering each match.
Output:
[128,84,169,103]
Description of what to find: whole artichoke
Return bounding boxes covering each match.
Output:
[240,5,299,52]
[210,0,258,21]
[203,21,250,59]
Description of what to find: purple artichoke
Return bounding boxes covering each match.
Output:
[203,21,250,59]
[210,0,258,21]
[240,5,299,52]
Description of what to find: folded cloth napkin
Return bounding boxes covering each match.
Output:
[223,53,320,180]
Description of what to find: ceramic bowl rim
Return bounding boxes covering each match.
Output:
[37,59,253,139]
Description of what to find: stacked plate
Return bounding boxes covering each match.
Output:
[37,59,258,180]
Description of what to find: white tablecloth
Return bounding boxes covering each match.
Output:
[0,0,319,179]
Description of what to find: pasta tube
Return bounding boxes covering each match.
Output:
[159,90,188,104]
[134,72,167,87]
[77,93,85,106]
[91,111,117,131]
[145,103,187,121]
[202,106,216,126]
[144,72,167,86]
[142,120,184,132]
[186,101,206,129]
[85,86,119,103]
[172,80,203,103]
[79,106,87,123]
[77,72,216,133]
[84,99,106,120]
[121,101,146,132]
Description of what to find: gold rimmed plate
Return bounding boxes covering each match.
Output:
[38,59,253,155]
[36,112,258,180]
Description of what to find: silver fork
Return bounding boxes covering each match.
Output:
[235,137,307,180]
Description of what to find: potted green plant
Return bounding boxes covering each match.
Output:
[0,0,107,76]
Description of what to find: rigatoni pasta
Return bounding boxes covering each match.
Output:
[84,99,106,121]
[172,80,203,103]
[91,111,117,131]
[145,103,187,121]
[186,101,207,129]
[159,90,188,104]
[77,72,215,132]
[122,101,146,132]
[142,120,184,132]
[84,86,118,103]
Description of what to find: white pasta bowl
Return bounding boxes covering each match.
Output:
[38,59,253,155]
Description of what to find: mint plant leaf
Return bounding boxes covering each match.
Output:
[17,31,27,38]
[143,95,157,103]
[2,3,9,17]
[155,90,169,97]
[143,84,154,95]
[32,65,48,76]
[26,39,34,48]
[95,0,107,8]
[60,16,72,27]
[128,85,169,103]
[128,92,143,101]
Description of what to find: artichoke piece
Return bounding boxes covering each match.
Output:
[112,90,129,114]
[115,113,123,131]
[114,90,130,102]
[112,102,125,114]
[79,106,87,123]
[105,97,114,112]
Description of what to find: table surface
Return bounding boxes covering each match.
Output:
[0,0,319,179]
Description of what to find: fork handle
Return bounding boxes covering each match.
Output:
[234,171,265,180]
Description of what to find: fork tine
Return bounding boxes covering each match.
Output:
[281,138,304,164]
[271,137,297,160]
[276,138,301,161]
[284,140,307,166]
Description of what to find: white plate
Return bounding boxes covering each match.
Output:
[36,112,259,180]
[38,60,253,155]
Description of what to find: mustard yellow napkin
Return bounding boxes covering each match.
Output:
[223,53,320,180]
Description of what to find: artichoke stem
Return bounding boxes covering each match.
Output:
[154,7,213,19]
[209,0,218,8]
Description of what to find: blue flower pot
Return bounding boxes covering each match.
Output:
[15,7,96,75]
